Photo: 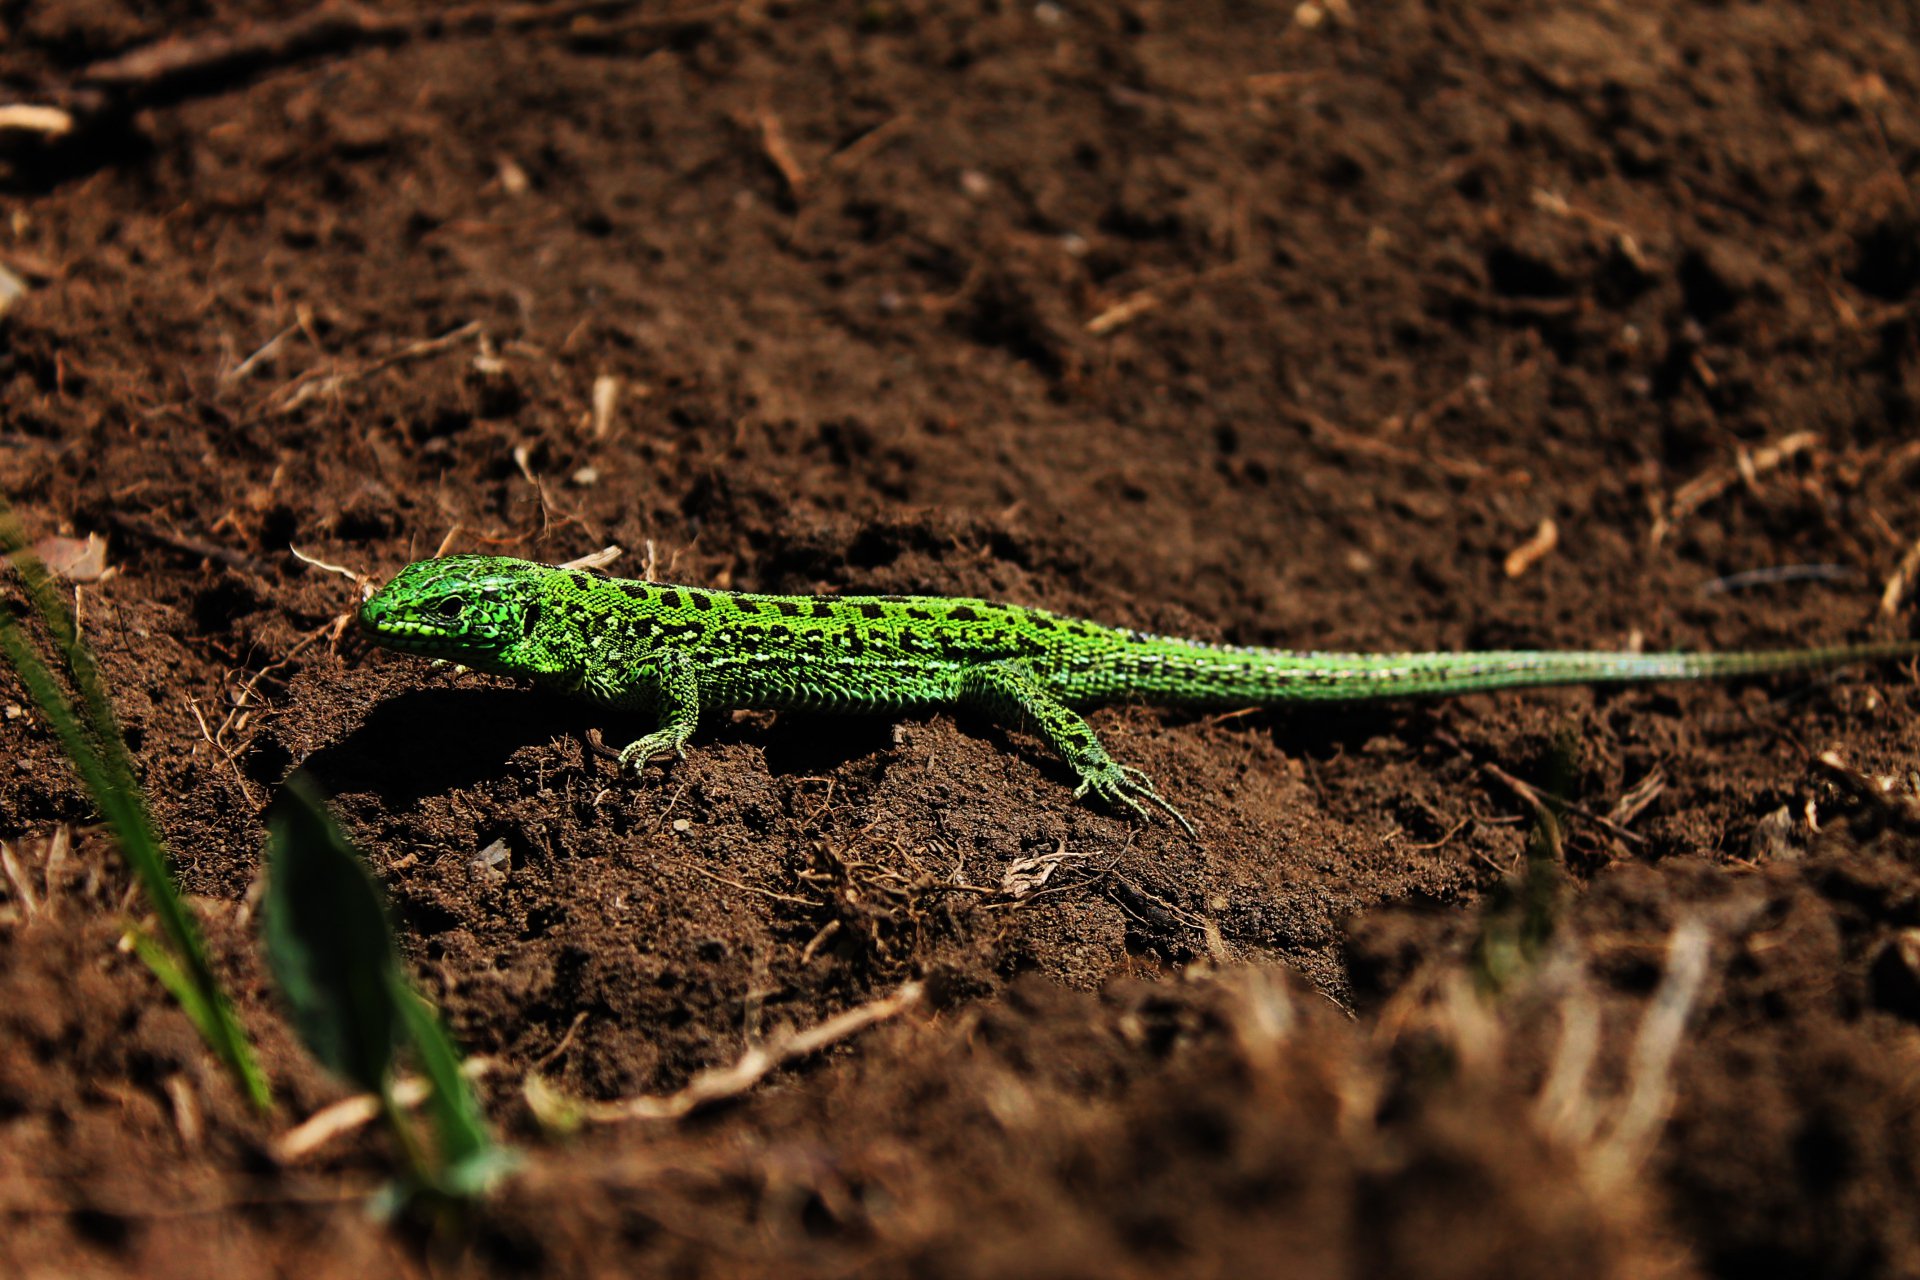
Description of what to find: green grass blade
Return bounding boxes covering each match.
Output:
[0,615,222,1002]
[392,978,515,1196]
[129,928,225,1043]
[1470,733,1573,996]
[0,506,140,795]
[0,509,269,1109]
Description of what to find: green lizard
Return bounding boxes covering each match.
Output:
[358,554,1918,833]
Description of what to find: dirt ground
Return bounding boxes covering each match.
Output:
[4,1,1920,1275]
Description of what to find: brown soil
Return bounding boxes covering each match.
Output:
[4,1,1920,1275]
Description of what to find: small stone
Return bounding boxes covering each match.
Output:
[571,466,600,487]
[671,818,692,833]
[472,839,510,883]
[496,156,531,195]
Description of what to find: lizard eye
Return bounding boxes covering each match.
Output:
[521,601,541,639]
[435,595,468,619]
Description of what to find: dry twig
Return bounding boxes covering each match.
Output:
[0,104,75,136]
[824,114,913,174]
[102,511,273,579]
[77,1,732,102]
[680,862,816,908]
[1084,263,1251,335]
[271,320,482,414]
[0,841,38,920]
[1291,404,1530,486]
[1882,535,1920,617]
[288,545,361,581]
[188,697,255,806]
[273,1057,500,1162]
[1503,519,1559,578]
[1085,288,1162,335]
[559,545,623,572]
[1653,430,1819,546]
[582,982,923,1123]
[1606,769,1667,828]
[1589,919,1712,1185]
[755,104,807,202]
[1468,753,1647,847]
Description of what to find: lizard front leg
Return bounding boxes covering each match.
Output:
[610,649,701,774]
[956,659,1195,835]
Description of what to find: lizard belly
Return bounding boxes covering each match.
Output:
[699,651,963,712]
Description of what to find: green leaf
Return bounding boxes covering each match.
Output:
[262,774,403,1095]
[262,773,512,1201]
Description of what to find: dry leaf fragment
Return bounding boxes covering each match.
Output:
[32,533,108,582]
[591,374,621,438]
[1000,844,1087,899]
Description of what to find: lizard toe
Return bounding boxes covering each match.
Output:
[1072,761,1194,835]
[1088,762,1197,837]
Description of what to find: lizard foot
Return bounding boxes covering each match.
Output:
[614,731,689,776]
[1072,761,1197,837]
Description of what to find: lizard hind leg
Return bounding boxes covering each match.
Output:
[957,659,1197,837]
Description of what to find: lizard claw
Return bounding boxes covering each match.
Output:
[1074,761,1197,837]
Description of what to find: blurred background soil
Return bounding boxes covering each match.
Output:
[3,1,1920,1275]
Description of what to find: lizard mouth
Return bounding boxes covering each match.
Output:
[357,600,467,652]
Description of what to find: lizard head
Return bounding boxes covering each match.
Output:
[359,555,550,664]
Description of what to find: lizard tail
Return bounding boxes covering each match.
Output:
[1104,637,1920,705]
